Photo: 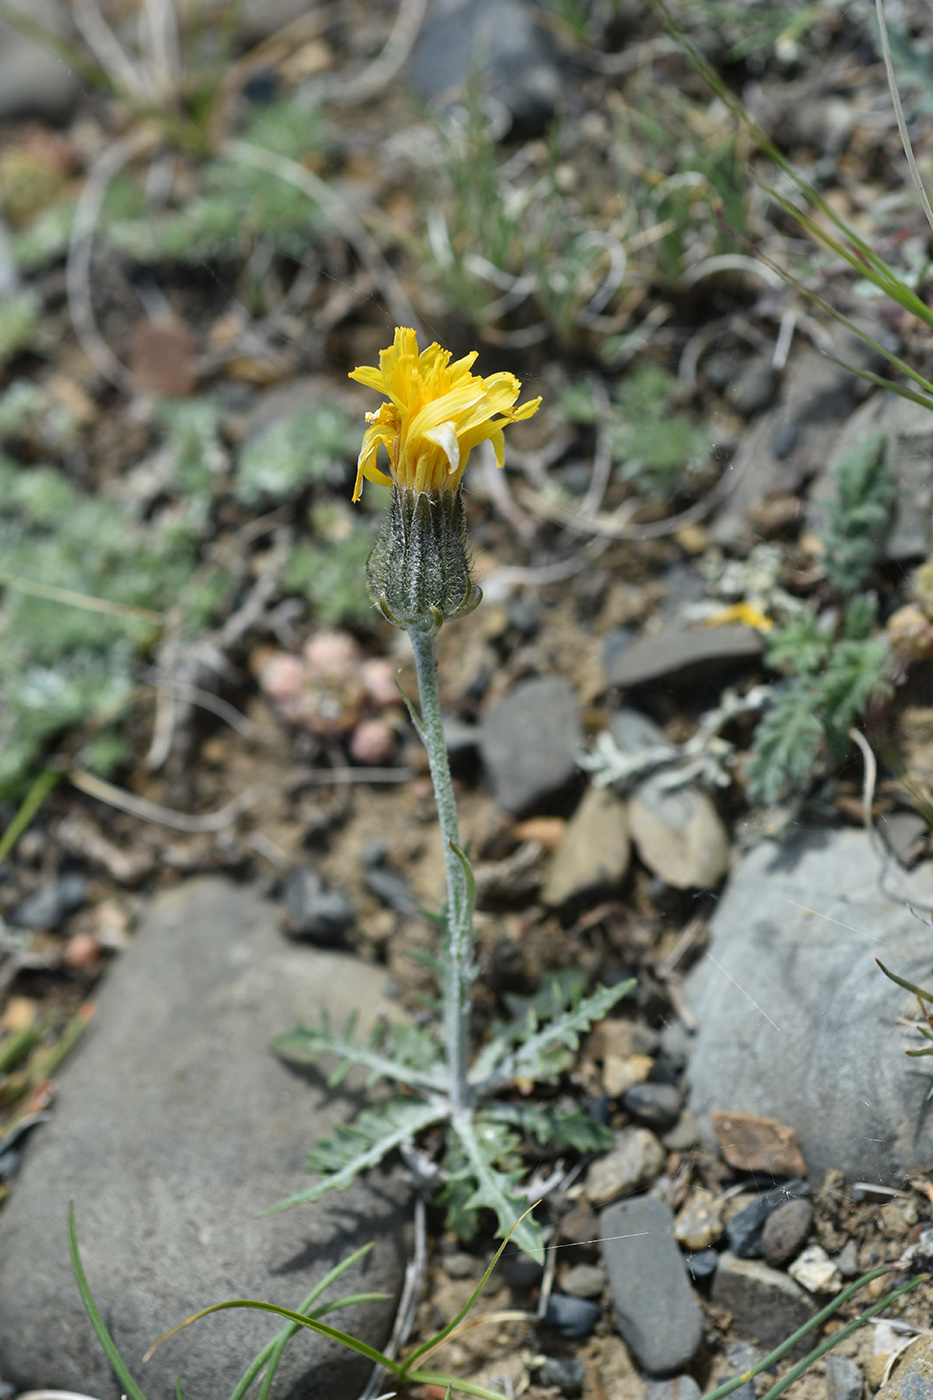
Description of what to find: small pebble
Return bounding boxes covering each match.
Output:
[501,1250,542,1290]
[62,932,101,969]
[349,718,396,765]
[282,866,355,945]
[761,1197,813,1268]
[726,1179,810,1258]
[560,1263,605,1299]
[585,1127,664,1207]
[832,1239,860,1278]
[684,1250,718,1281]
[603,1052,653,1098]
[788,1243,842,1294]
[360,657,398,708]
[12,873,88,931]
[440,1251,477,1280]
[541,1294,601,1339]
[622,1081,681,1131]
[303,630,360,676]
[662,1109,699,1152]
[674,1188,723,1252]
[538,1356,586,1396]
[715,1340,757,1400]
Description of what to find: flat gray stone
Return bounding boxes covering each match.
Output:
[684,828,933,1186]
[0,877,406,1397]
[604,626,763,691]
[600,1197,704,1376]
[711,1253,814,1352]
[480,675,582,816]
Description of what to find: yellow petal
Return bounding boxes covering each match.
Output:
[424,419,461,474]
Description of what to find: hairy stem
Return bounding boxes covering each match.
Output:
[408,627,473,1109]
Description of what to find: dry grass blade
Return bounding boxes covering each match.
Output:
[66,126,160,392]
[69,765,415,834]
[221,139,422,336]
[875,0,933,240]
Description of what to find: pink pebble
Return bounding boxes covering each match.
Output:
[361,657,400,709]
[258,652,306,705]
[349,718,397,765]
[63,932,101,969]
[303,630,361,678]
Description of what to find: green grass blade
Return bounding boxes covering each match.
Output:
[145,1299,402,1375]
[756,1272,929,1400]
[700,1266,893,1399]
[68,1203,150,1400]
[877,960,933,1004]
[0,769,60,863]
[400,1205,536,1374]
[229,1243,378,1400]
[406,1368,527,1400]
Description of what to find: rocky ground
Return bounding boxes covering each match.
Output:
[2,1,933,1398]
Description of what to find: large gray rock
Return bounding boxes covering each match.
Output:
[0,878,407,1398]
[685,828,933,1187]
[600,1197,704,1376]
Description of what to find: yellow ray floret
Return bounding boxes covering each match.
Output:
[348,326,542,501]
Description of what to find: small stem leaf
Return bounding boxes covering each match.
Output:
[448,841,477,916]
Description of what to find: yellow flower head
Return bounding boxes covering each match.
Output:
[348,327,541,502]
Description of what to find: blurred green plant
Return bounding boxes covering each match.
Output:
[284,509,375,627]
[0,456,198,794]
[103,95,330,268]
[422,95,631,344]
[0,290,39,366]
[747,437,895,805]
[236,402,357,505]
[562,363,710,494]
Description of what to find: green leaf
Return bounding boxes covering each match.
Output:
[272,1011,445,1093]
[746,679,824,806]
[482,977,638,1092]
[483,1100,614,1153]
[820,435,895,595]
[817,635,892,741]
[263,1097,448,1213]
[764,612,830,677]
[68,1204,150,1400]
[446,1112,542,1260]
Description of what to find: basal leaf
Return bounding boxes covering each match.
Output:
[263,1097,447,1213]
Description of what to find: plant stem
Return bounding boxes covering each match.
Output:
[408,627,473,1109]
